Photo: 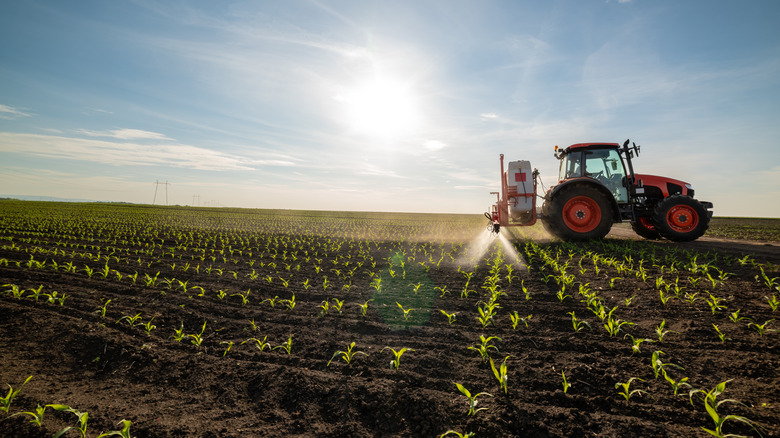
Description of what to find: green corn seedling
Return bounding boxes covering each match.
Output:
[468,335,501,362]
[440,309,457,324]
[712,324,730,343]
[453,382,492,416]
[281,294,297,311]
[242,336,271,351]
[568,311,590,333]
[116,313,143,327]
[728,309,751,324]
[655,319,678,342]
[233,289,251,305]
[328,341,367,366]
[221,341,234,356]
[26,285,45,301]
[95,299,111,318]
[689,380,764,438]
[397,302,415,321]
[273,334,293,354]
[651,350,684,379]
[1,375,32,413]
[748,319,776,336]
[556,286,571,303]
[489,355,511,394]
[765,294,779,312]
[332,298,344,314]
[662,370,691,396]
[318,300,331,317]
[96,419,134,438]
[356,299,373,317]
[171,322,186,342]
[509,311,532,329]
[188,321,207,347]
[48,404,89,438]
[142,318,156,335]
[382,346,414,370]
[603,308,633,337]
[561,370,571,394]
[705,293,727,315]
[625,334,654,355]
[439,431,474,438]
[10,404,46,427]
[615,377,645,402]
[521,279,531,300]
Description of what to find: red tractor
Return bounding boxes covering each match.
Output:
[486,139,713,241]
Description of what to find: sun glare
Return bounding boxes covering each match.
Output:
[338,77,421,140]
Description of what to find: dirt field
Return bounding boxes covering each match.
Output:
[1,202,778,437]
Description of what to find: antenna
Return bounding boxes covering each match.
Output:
[153,180,171,205]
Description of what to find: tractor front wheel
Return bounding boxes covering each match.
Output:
[652,195,709,242]
[543,185,613,241]
[631,217,662,240]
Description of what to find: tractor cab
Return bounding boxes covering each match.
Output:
[555,143,629,203]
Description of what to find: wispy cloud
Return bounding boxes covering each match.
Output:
[0,132,269,171]
[76,128,173,141]
[0,104,32,120]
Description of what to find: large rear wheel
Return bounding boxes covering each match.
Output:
[542,185,613,241]
[652,195,709,242]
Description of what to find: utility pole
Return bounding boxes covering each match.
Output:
[192,195,200,206]
[153,180,170,205]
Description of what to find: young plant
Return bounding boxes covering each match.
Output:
[396,302,415,321]
[440,309,457,324]
[489,355,511,394]
[765,294,779,312]
[10,404,46,427]
[171,322,186,342]
[689,380,764,438]
[327,342,368,366]
[561,370,571,394]
[509,311,532,329]
[242,336,272,351]
[141,317,156,335]
[712,324,730,343]
[188,321,207,347]
[651,350,684,379]
[95,299,111,318]
[624,334,654,355]
[220,341,234,357]
[662,370,691,396]
[728,309,751,324]
[655,319,678,342]
[382,346,414,370]
[705,292,727,315]
[1,375,32,413]
[568,311,591,333]
[439,431,474,438]
[318,300,330,317]
[468,335,501,362]
[273,334,293,354]
[615,377,645,402]
[48,404,89,438]
[116,313,143,327]
[748,319,777,336]
[96,419,134,438]
[603,308,633,337]
[453,382,492,416]
[331,298,345,315]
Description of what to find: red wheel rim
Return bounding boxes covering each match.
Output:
[666,205,699,232]
[562,196,601,233]
[639,217,655,230]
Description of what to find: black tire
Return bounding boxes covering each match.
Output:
[631,217,662,240]
[542,184,613,241]
[652,195,709,242]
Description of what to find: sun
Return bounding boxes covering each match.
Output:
[337,77,421,140]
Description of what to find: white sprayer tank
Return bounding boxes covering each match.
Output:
[507,160,534,220]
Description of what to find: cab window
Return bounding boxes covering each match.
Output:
[584,149,628,203]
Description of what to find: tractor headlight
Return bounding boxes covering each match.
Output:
[685,184,692,189]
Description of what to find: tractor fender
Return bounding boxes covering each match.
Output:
[544,178,620,222]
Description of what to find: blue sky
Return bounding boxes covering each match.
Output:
[1,0,779,217]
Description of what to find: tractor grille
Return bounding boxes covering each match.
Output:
[667,182,683,196]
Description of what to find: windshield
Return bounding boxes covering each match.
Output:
[584,149,628,203]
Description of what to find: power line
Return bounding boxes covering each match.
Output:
[153,180,170,205]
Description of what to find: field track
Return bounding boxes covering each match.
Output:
[1,201,778,437]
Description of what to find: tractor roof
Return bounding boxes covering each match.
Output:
[566,142,620,152]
